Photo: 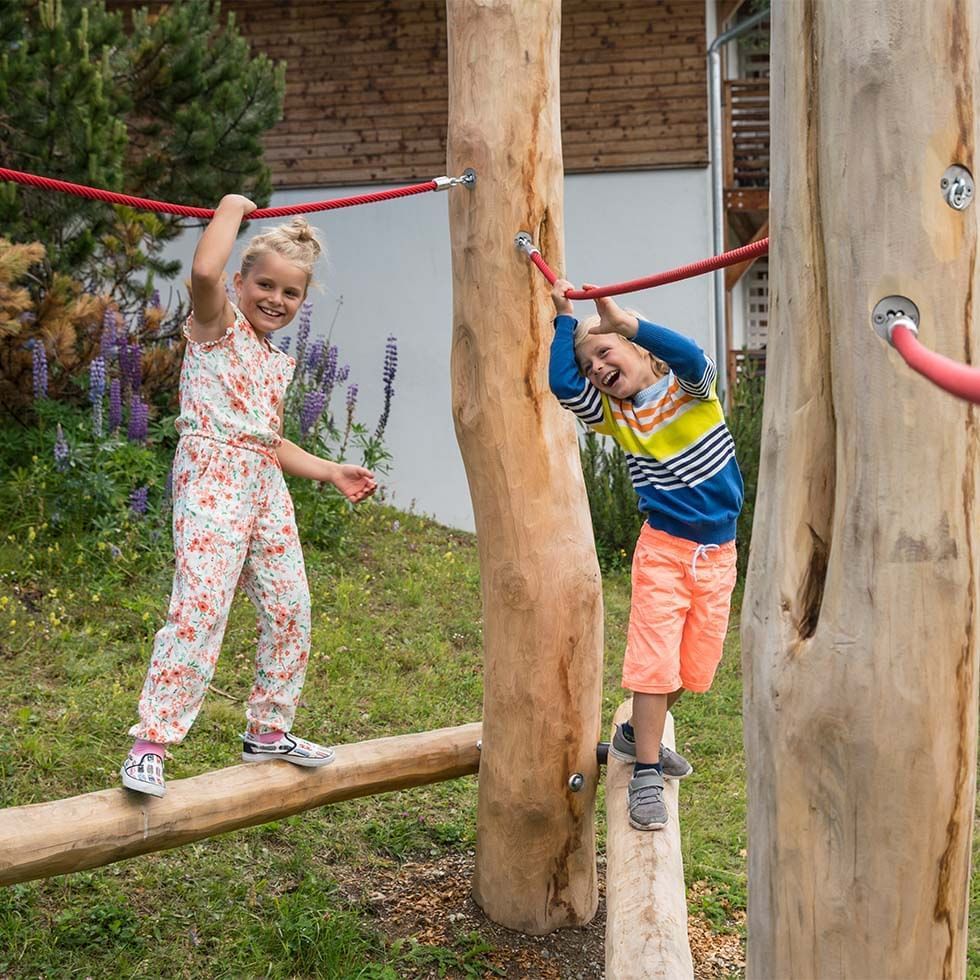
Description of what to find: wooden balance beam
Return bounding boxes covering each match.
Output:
[0,722,481,887]
[605,701,694,979]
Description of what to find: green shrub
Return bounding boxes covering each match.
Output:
[728,358,766,580]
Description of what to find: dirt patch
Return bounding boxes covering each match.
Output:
[335,852,745,978]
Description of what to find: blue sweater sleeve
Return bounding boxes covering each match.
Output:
[634,319,717,399]
[548,315,585,398]
[548,314,607,428]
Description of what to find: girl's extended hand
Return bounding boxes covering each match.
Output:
[585,286,639,339]
[333,464,378,504]
[551,278,575,317]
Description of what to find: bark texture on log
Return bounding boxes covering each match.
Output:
[605,700,693,980]
[742,4,980,977]
[446,0,603,935]
[0,723,481,886]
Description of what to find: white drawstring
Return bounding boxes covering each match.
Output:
[690,543,719,580]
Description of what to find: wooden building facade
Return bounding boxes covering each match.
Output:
[111,0,712,187]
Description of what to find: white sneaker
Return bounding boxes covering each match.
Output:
[120,751,166,797]
[240,731,335,767]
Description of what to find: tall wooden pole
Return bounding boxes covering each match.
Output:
[743,3,980,977]
[445,0,603,934]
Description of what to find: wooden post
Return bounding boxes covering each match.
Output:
[0,723,480,887]
[742,3,980,977]
[605,701,693,979]
[445,0,604,934]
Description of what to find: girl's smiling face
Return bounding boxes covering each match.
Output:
[576,333,661,399]
[234,252,308,334]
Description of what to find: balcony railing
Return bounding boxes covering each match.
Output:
[724,78,769,210]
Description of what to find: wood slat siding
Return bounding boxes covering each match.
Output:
[109,0,708,188]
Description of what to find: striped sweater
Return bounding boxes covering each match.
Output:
[549,314,743,545]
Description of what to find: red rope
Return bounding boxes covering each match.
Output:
[526,237,770,299]
[891,321,980,404]
[0,167,438,220]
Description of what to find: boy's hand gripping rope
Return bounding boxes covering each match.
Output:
[514,231,769,299]
[0,166,476,220]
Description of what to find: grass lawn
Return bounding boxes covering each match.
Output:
[0,503,972,977]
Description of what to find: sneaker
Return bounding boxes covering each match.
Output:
[241,731,335,767]
[120,751,166,798]
[659,742,693,780]
[627,770,669,831]
[609,723,693,779]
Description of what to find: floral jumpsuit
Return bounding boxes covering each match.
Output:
[130,306,311,744]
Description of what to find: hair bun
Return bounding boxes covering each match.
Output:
[284,218,322,259]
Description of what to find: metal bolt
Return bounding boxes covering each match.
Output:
[941,165,974,210]
[568,772,585,792]
[871,294,920,344]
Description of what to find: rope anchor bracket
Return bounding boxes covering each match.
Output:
[434,168,477,191]
[872,294,920,344]
[514,231,539,256]
[941,165,974,210]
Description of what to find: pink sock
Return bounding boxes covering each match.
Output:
[132,739,165,758]
[253,730,285,744]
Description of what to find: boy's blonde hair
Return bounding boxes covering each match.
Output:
[573,311,669,378]
[241,217,324,287]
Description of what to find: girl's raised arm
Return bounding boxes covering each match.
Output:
[189,194,256,340]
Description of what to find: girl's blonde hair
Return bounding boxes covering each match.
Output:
[240,217,324,287]
[573,312,669,378]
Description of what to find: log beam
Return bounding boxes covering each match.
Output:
[0,722,481,887]
[605,700,693,979]
[446,0,604,934]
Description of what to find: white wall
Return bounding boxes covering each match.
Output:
[161,168,714,531]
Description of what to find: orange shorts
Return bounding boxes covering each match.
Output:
[623,524,737,694]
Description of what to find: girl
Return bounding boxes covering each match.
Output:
[121,194,376,798]
[548,278,742,831]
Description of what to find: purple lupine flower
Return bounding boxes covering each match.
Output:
[346,383,359,414]
[108,378,122,433]
[32,341,48,400]
[162,465,174,512]
[277,335,291,354]
[53,423,69,471]
[120,340,142,393]
[306,338,325,378]
[336,364,350,384]
[89,356,106,403]
[321,344,338,390]
[149,289,161,310]
[89,356,106,438]
[300,388,327,438]
[129,485,149,516]
[374,335,398,441]
[127,394,149,443]
[295,300,313,375]
[382,335,398,390]
[100,309,119,361]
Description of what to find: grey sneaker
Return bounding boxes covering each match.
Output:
[241,731,335,767]
[659,743,693,780]
[609,723,693,780]
[627,770,668,831]
[120,751,166,797]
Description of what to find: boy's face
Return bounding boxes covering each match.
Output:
[576,333,659,399]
